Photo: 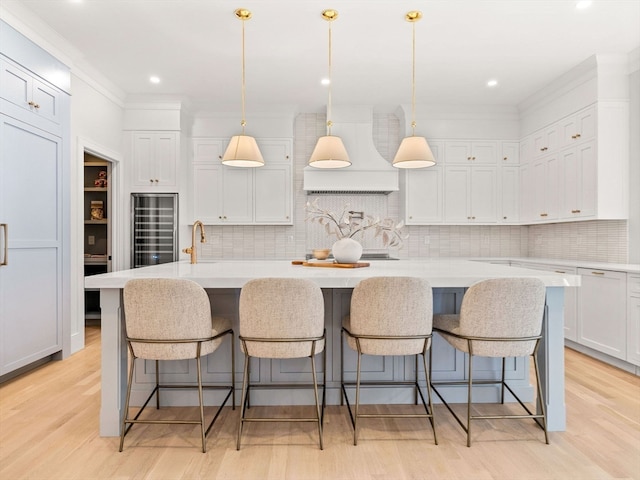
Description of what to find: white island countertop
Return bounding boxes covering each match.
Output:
[85,258,581,289]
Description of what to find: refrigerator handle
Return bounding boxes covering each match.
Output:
[1,223,7,266]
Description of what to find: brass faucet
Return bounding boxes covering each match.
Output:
[183,220,206,264]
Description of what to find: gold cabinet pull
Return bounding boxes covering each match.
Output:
[591,271,605,275]
[554,270,566,274]
[540,213,548,217]
[1,223,7,266]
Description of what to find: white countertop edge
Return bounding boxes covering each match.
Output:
[477,257,640,274]
[85,258,581,289]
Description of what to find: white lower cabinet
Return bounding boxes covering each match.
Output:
[627,275,640,366]
[577,268,627,360]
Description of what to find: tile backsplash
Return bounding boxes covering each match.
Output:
[197,113,629,264]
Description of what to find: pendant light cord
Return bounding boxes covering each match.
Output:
[411,19,416,136]
[327,19,333,136]
[241,18,247,134]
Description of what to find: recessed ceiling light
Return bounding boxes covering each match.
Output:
[487,79,498,87]
[575,1,592,10]
[321,78,330,86]
[149,76,160,84]
[69,0,83,4]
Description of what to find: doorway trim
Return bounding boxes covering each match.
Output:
[72,137,122,353]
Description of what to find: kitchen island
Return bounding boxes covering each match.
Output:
[85,258,580,436]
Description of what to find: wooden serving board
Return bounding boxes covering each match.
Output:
[291,260,370,268]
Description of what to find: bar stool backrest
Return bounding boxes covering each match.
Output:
[239,278,325,359]
[349,276,433,355]
[459,277,546,357]
[123,278,214,360]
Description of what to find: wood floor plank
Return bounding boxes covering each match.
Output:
[1,325,639,480]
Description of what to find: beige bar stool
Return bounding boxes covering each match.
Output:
[236,278,326,450]
[120,278,235,453]
[431,277,549,446]
[341,276,437,445]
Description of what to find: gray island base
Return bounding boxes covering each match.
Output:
[85,259,580,436]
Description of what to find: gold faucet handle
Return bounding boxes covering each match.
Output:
[182,247,193,254]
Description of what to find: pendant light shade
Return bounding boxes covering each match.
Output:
[222,8,264,167]
[308,9,351,169]
[393,10,436,169]
[393,136,435,168]
[222,135,265,167]
[309,135,350,169]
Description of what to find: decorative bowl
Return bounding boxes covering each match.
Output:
[312,248,331,260]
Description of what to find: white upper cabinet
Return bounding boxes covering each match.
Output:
[0,57,62,127]
[530,154,559,222]
[500,166,519,223]
[533,124,559,157]
[191,138,293,225]
[444,165,497,223]
[500,142,520,165]
[131,132,178,191]
[559,105,596,149]
[559,141,596,220]
[444,141,497,164]
[401,167,444,224]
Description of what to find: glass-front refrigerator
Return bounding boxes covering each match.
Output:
[131,193,178,268]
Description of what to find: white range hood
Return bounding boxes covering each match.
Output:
[303,106,399,194]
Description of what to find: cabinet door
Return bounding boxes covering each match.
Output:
[132,133,155,187]
[193,163,223,224]
[0,114,63,375]
[444,141,496,164]
[500,166,519,223]
[154,133,178,187]
[519,163,534,223]
[444,141,472,163]
[627,275,640,366]
[531,155,559,222]
[560,106,596,148]
[444,166,470,222]
[132,132,177,189]
[0,58,61,125]
[501,142,519,165]
[470,166,497,222]
[255,165,292,224]
[404,167,443,224]
[471,141,497,164]
[221,167,253,223]
[258,138,292,164]
[533,125,559,157]
[519,136,533,165]
[577,268,627,360]
[560,142,596,219]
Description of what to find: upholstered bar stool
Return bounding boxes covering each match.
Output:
[236,278,326,450]
[431,277,548,446]
[120,278,235,453]
[341,276,437,446]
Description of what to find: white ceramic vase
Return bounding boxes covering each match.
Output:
[332,237,363,264]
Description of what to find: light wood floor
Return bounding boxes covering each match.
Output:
[1,325,639,480]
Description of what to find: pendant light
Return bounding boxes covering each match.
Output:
[393,11,436,169]
[222,8,264,167]
[308,9,351,169]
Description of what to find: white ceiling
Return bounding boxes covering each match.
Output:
[2,0,639,113]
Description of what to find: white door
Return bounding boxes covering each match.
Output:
[0,114,62,375]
